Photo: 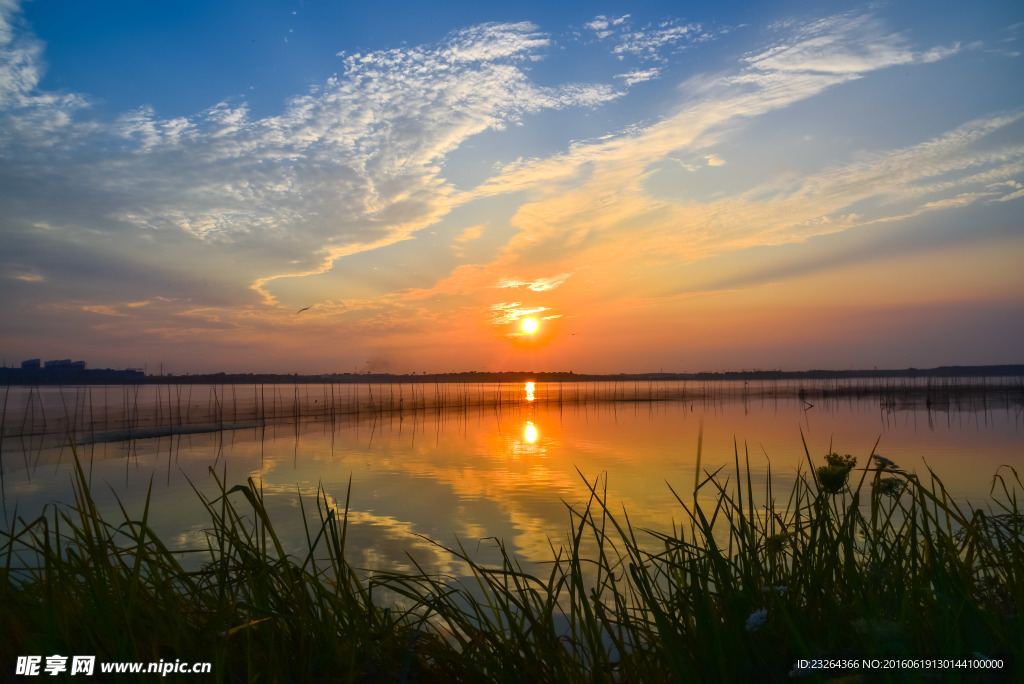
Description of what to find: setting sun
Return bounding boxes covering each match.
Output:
[520,317,540,335]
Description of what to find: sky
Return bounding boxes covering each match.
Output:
[1,0,1022,375]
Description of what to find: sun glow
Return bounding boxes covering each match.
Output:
[520,317,540,335]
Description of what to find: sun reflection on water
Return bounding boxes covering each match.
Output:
[4,382,1019,586]
[524,421,539,443]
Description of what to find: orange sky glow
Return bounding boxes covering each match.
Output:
[1,1,1022,373]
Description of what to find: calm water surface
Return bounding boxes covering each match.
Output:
[2,381,1021,575]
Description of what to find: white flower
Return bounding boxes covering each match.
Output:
[745,608,768,632]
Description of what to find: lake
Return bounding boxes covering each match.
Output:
[2,380,1021,575]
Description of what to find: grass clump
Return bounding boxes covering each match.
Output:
[2,443,1021,682]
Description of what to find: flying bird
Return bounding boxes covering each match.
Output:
[296,305,312,314]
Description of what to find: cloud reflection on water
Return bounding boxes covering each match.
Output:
[2,385,1021,580]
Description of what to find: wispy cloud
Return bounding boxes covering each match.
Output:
[584,14,629,40]
[0,1,90,147]
[488,301,549,325]
[586,13,708,62]
[409,12,1010,310]
[9,271,44,282]
[0,14,619,313]
[612,21,704,61]
[454,225,484,243]
[81,304,129,317]
[614,68,661,86]
[452,224,484,256]
[496,273,571,291]
[742,13,959,76]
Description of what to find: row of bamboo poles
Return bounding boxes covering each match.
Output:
[2,377,1021,449]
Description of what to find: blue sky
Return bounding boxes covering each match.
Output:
[1,0,1022,373]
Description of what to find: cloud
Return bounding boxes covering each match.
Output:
[991,179,1024,202]
[488,301,549,325]
[81,304,129,317]
[614,68,661,87]
[409,13,1010,311]
[496,273,571,291]
[17,8,948,320]
[996,187,1024,202]
[585,13,706,62]
[0,15,620,311]
[452,224,484,256]
[454,225,484,244]
[584,15,630,40]
[475,12,971,207]
[742,13,959,76]
[612,20,706,61]
[0,0,90,147]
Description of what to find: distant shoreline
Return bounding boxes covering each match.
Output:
[2,364,1022,386]
[3,365,1021,445]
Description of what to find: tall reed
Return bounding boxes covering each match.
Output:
[2,442,1020,682]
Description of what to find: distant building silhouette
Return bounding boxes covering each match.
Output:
[0,358,144,384]
[44,359,86,372]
